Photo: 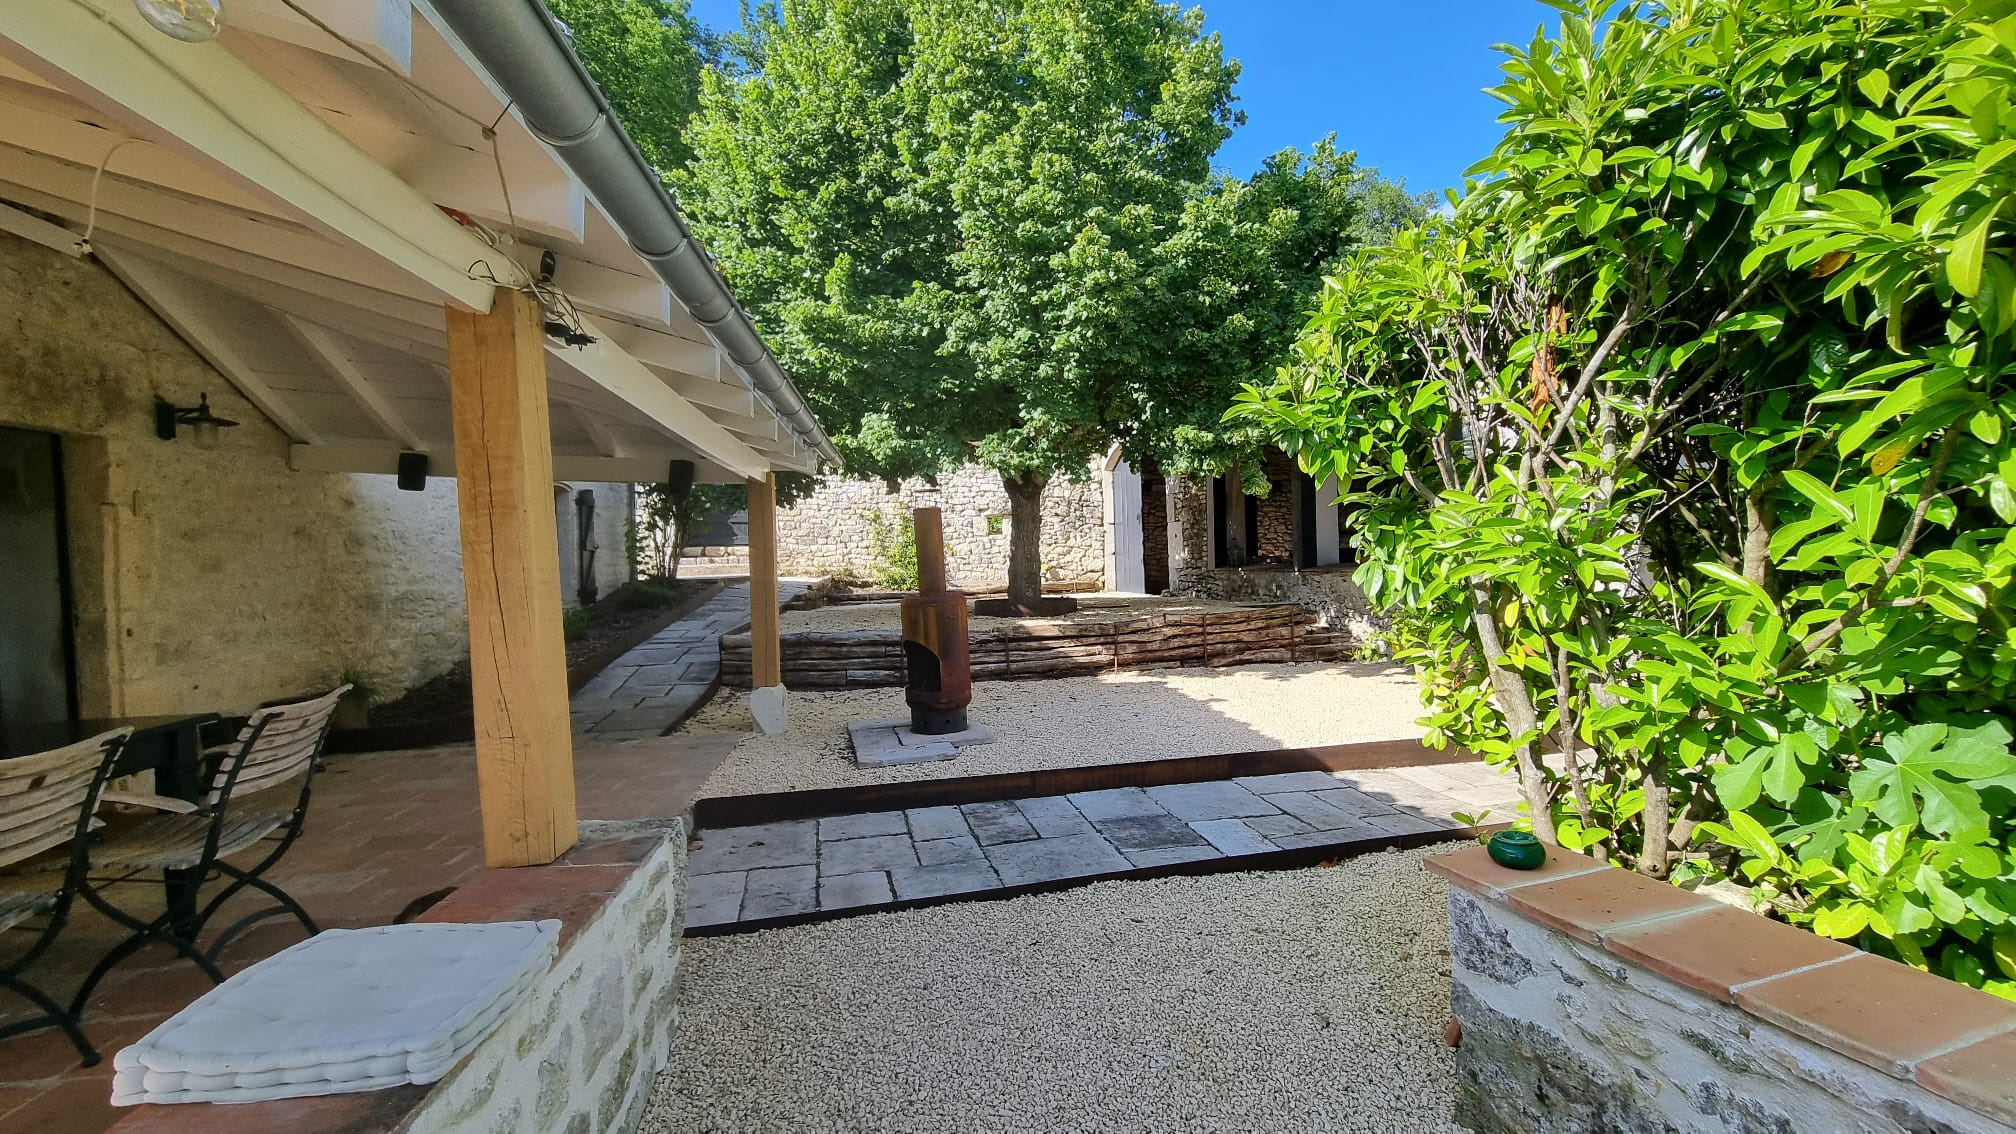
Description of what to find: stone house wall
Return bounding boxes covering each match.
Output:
[775,463,1106,588]
[0,230,624,714]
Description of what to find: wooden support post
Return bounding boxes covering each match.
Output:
[747,472,782,687]
[746,471,786,733]
[445,289,578,867]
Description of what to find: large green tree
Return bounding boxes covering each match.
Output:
[676,0,1241,604]
[1234,0,2016,997]
[547,0,707,171]
[1125,137,1432,485]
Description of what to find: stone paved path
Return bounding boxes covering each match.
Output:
[684,761,1521,927]
[571,580,810,739]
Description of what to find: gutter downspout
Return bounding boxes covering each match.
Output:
[424,0,841,469]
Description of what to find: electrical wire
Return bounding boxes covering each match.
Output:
[274,0,523,241]
[80,136,142,250]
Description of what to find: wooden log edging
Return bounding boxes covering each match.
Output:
[718,602,1358,689]
[691,736,1468,828]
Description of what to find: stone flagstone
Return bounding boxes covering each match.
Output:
[685,760,1516,927]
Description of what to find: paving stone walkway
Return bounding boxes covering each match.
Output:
[571,580,809,739]
[684,761,1522,928]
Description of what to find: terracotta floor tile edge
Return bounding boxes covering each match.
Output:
[1424,844,2016,1125]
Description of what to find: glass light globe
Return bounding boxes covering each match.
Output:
[134,0,224,42]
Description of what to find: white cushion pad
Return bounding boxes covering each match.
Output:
[111,920,560,1106]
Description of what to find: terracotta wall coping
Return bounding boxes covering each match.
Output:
[1426,845,2016,1127]
[106,833,668,1134]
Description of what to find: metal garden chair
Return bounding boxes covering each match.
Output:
[0,727,131,1067]
[69,686,349,1018]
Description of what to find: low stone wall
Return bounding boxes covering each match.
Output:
[407,824,687,1134]
[1174,565,1381,642]
[1427,845,2016,1134]
[720,602,1355,689]
[774,463,1106,587]
[106,824,689,1134]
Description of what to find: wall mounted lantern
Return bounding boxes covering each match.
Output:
[154,393,238,449]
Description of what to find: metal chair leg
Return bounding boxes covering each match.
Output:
[1,969,99,1068]
[72,882,225,1017]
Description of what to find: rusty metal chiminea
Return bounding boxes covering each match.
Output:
[900,507,972,734]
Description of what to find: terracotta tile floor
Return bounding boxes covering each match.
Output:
[0,733,736,1134]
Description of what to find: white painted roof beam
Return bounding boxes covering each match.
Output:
[98,247,325,444]
[0,0,497,309]
[228,0,414,75]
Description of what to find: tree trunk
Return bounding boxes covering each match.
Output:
[1467,584,1558,845]
[1639,756,1671,878]
[1003,470,1048,608]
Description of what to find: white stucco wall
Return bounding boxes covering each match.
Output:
[0,229,577,713]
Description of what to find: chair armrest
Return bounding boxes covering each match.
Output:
[101,791,201,814]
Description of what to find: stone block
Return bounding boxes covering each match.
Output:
[1233,770,1349,794]
[905,805,972,842]
[741,865,817,919]
[1360,811,1461,837]
[1122,844,1221,868]
[819,833,919,875]
[1065,787,1167,821]
[1310,787,1407,820]
[915,834,985,866]
[1091,813,1213,854]
[1013,795,1095,837]
[685,871,747,928]
[1265,790,1372,831]
[1189,818,1278,856]
[984,832,1131,887]
[850,719,956,767]
[1145,780,1279,821]
[889,860,1003,900]
[961,800,1039,845]
[818,870,894,911]
[820,810,908,841]
[687,820,817,874]
[895,722,997,748]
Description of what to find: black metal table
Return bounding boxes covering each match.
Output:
[1,713,220,930]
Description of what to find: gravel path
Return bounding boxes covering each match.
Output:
[685,662,1427,796]
[642,844,1465,1134]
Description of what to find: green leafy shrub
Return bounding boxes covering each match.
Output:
[561,607,592,643]
[608,579,685,611]
[1232,0,2016,998]
[864,507,921,590]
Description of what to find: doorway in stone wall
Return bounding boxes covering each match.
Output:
[0,426,78,749]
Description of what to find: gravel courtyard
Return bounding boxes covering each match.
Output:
[686,661,1428,796]
[643,844,1465,1133]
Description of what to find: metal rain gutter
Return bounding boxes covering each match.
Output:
[425,0,840,469]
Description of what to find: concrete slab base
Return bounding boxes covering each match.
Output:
[750,686,788,736]
[848,717,994,769]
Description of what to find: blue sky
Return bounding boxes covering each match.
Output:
[684,0,1548,195]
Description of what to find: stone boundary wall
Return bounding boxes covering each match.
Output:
[1427,845,2016,1134]
[408,825,687,1134]
[719,603,1355,689]
[1164,474,1383,641]
[774,464,1106,588]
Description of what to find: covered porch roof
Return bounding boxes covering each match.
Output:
[0,0,834,484]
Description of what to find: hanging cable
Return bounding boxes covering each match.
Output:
[80,136,142,252]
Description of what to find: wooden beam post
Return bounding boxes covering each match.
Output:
[445,289,578,867]
[746,472,786,733]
